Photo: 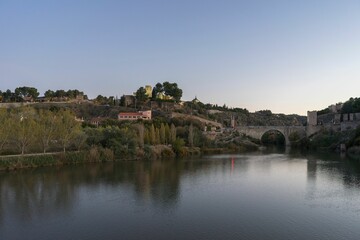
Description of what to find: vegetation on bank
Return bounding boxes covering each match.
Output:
[0,147,114,171]
[0,105,259,170]
[346,127,360,159]
[2,84,360,172]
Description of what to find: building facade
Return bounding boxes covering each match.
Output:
[118,110,152,120]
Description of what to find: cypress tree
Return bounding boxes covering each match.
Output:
[165,123,171,144]
[156,128,161,145]
[188,124,194,147]
[160,123,166,144]
[150,124,156,145]
[170,123,176,144]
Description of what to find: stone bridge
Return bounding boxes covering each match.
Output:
[236,126,308,146]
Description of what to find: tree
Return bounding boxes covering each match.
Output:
[137,124,145,148]
[170,123,177,144]
[144,128,150,145]
[73,132,88,151]
[150,124,156,145]
[108,96,115,106]
[160,123,166,144]
[10,107,37,154]
[109,127,138,158]
[84,127,105,147]
[156,128,161,145]
[95,126,138,158]
[120,95,126,107]
[44,90,55,99]
[95,95,112,105]
[135,87,148,103]
[55,90,66,98]
[165,124,171,144]
[2,89,14,102]
[152,82,163,100]
[56,110,81,152]
[0,109,11,152]
[15,86,39,101]
[342,97,360,114]
[172,138,185,156]
[66,89,75,99]
[37,110,57,153]
[188,124,194,147]
[163,82,183,102]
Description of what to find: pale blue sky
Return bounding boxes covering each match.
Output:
[1,0,360,114]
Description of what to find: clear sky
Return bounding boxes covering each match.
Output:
[1,0,360,115]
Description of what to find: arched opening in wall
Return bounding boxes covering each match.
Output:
[261,130,285,146]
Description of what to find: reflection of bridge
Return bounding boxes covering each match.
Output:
[236,126,308,146]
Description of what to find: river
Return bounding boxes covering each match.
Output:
[1,151,360,240]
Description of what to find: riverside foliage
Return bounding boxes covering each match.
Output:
[0,107,82,154]
[0,106,211,160]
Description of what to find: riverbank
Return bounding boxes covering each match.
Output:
[0,147,115,171]
[0,145,177,171]
[0,144,259,171]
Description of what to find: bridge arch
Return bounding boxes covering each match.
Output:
[260,129,286,146]
[236,126,307,146]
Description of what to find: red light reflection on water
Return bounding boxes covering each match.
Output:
[231,158,234,174]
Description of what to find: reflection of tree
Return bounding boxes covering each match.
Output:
[0,178,4,226]
[307,159,317,182]
[0,158,231,225]
[0,168,80,224]
[133,160,184,206]
[305,157,318,201]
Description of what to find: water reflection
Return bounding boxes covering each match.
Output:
[0,158,220,225]
[0,168,78,223]
[306,152,360,188]
[1,152,360,239]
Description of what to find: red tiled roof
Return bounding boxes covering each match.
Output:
[119,112,143,116]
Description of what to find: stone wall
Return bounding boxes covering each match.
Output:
[317,112,360,132]
[341,122,359,131]
[0,102,34,108]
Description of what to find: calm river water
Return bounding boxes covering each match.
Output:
[1,151,360,240]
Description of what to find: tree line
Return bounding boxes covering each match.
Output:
[342,97,360,114]
[83,119,205,159]
[0,107,83,154]
[0,87,40,102]
[0,86,87,103]
[44,89,87,101]
[1,81,183,107]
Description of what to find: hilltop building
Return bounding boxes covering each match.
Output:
[156,92,173,100]
[118,110,152,121]
[145,85,152,98]
[121,95,136,107]
[192,96,200,104]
